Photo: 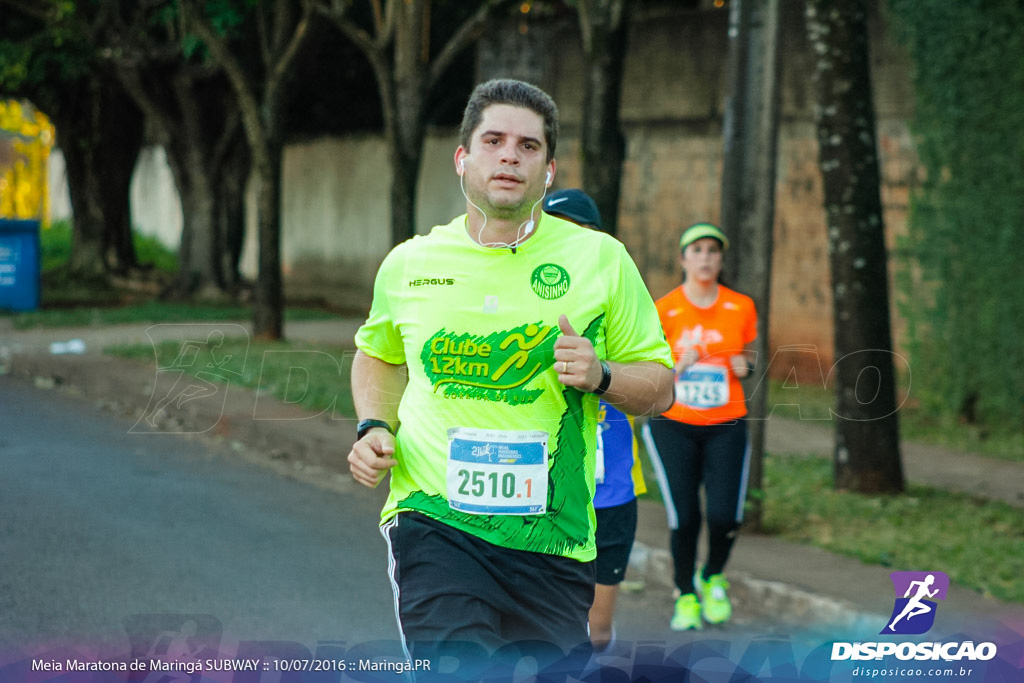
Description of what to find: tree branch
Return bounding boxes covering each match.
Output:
[0,0,56,23]
[370,0,383,33]
[378,0,397,44]
[256,0,271,72]
[183,1,263,147]
[313,0,397,54]
[210,101,242,176]
[428,0,517,88]
[313,0,392,87]
[111,62,179,142]
[577,0,594,52]
[265,1,314,107]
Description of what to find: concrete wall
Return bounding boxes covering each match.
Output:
[49,134,465,311]
[270,133,466,309]
[49,145,184,248]
[48,2,919,375]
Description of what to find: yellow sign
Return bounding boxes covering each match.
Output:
[0,100,54,221]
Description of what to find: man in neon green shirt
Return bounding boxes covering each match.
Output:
[348,79,673,660]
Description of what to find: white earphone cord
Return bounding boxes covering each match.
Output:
[459,165,548,250]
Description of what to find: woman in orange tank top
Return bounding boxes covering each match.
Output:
[641,223,758,631]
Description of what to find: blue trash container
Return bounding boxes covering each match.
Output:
[0,219,41,312]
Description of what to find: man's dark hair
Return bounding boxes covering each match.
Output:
[459,79,559,161]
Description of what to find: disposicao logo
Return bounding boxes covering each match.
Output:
[882,570,948,635]
[831,570,998,664]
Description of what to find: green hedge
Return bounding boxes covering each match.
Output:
[40,219,178,272]
[889,0,1024,427]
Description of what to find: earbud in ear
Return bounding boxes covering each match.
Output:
[545,170,552,186]
[459,157,465,172]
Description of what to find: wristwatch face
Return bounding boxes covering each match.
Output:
[357,419,392,440]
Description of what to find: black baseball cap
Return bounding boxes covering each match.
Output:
[543,189,602,229]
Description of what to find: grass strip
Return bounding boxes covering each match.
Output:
[764,380,1023,464]
[107,338,355,418]
[763,454,1024,604]
[6,303,336,330]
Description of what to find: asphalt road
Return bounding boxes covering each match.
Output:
[0,369,814,667]
[0,375,398,659]
[4,366,1021,682]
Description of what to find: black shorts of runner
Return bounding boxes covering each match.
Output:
[594,498,638,586]
[383,511,595,661]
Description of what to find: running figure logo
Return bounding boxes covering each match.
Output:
[123,613,222,682]
[131,324,248,434]
[882,571,949,635]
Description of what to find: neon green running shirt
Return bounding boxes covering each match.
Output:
[355,213,673,561]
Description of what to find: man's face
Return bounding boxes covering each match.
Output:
[458,104,554,220]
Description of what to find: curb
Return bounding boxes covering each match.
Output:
[627,541,884,632]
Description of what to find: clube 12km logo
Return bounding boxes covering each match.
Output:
[831,571,998,663]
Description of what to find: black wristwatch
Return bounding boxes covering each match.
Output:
[356,419,395,440]
[592,360,612,396]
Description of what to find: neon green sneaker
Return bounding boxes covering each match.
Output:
[670,593,703,631]
[696,572,732,624]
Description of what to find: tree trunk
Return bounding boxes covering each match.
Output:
[578,0,630,237]
[718,0,782,531]
[252,138,284,340]
[183,0,313,340]
[217,131,250,293]
[385,0,429,245]
[105,2,248,301]
[388,137,424,244]
[807,0,905,494]
[321,0,519,245]
[386,84,425,245]
[161,141,221,299]
[54,72,143,277]
[157,74,240,300]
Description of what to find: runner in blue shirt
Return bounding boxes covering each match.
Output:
[544,189,647,651]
